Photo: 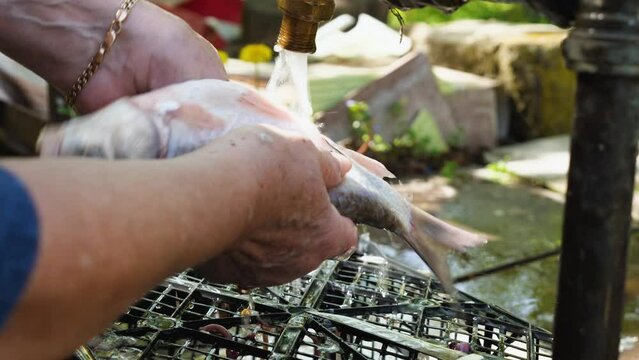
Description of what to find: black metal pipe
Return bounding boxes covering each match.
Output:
[554,73,639,360]
[554,1,639,359]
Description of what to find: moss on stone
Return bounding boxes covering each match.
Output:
[420,21,576,139]
[499,32,576,137]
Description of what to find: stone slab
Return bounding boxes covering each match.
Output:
[316,52,457,143]
[433,66,502,150]
[411,20,576,139]
[484,135,571,181]
[481,135,639,221]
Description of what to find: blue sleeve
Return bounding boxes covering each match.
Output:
[0,167,38,329]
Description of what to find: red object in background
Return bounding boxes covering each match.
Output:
[157,5,227,48]
[157,0,244,50]
[180,0,243,24]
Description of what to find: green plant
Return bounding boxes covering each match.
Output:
[440,160,460,179]
[344,101,498,176]
[406,110,449,156]
[486,158,520,184]
[346,100,391,153]
[446,129,466,149]
[346,100,450,162]
[388,0,548,28]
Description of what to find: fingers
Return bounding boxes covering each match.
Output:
[334,152,352,178]
[318,150,351,189]
[322,207,359,259]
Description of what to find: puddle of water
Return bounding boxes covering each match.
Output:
[428,179,562,332]
[441,179,563,331]
[456,254,559,331]
[443,180,563,275]
[385,177,639,339]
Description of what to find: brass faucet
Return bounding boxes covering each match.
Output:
[276,0,336,53]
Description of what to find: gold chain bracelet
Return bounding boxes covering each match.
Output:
[64,0,140,106]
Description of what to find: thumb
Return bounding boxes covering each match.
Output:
[318,150,352,189]
[323,207,358,259]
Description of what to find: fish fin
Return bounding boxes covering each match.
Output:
[321,137,397,179]
[411,205,487,252]
[343,148,397,179]
[401,228,456,294]
[404,205,487,294]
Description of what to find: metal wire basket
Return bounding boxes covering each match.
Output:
[76,249,553,360]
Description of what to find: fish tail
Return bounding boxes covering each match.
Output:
[411,205,487,251]
[403,205,487,294]
[402,229,455,294]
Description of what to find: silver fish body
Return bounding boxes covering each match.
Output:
[39,79,486,291]
[329,156,484,292]
[330,160,411,234]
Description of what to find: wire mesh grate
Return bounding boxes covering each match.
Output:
[78,252,553,360]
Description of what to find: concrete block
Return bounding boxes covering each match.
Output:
[411,21,576,139]
[433,66,503,150]
[316,52,457,144]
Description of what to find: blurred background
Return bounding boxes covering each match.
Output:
[3,1,639,357]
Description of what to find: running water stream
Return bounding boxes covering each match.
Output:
[266,49,395,301]
[266,48,313,121]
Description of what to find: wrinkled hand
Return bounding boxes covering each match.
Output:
[38,79,376,287]
[74,2,227,113]
[186,125,358,287]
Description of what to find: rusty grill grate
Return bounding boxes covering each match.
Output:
[77,252,553,360]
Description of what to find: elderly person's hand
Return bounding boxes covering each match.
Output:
[184,125,358,286]
[0,123,357,359]
[0,0,227,114]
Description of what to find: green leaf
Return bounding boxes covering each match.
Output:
[408,110,449,156]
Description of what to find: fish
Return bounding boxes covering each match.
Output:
[39,79,486,292]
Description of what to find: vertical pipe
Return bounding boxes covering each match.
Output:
[554,1,639,359]
[554,74,639,360]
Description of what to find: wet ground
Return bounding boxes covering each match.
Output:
[384,174,639,348]
[441,179,561,331]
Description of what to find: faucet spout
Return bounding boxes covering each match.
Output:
[277,0,335,53]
